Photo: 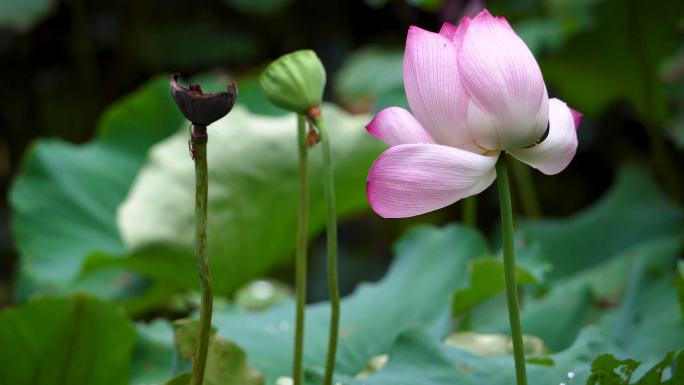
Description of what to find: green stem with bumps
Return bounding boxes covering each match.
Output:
[293,114,309,385]
[495,154,527,385]
[190,125,213,385]
[312,114,340,385]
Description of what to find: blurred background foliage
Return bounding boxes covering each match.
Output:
[1,0,683,307]
[1,0,684,384]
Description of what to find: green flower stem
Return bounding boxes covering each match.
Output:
[462,196,478,228]
[312,114,340,385]
[293,114,309,385]
[495,154,527,385]
[190,125,213,385]
[510,158,542,218]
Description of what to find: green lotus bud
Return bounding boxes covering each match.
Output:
[260,50,326,114]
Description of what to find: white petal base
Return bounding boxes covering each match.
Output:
[367,143,498,218]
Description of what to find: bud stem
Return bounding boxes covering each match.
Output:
[293,114,309,385]
[495,154,527,385]
[190,125,213,385]
[312,114,340,385]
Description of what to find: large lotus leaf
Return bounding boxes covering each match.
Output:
[310,329,593,384]
[451,257,538,317]
[127,216,684,385]
[316,237,683,385]
[316,327,609,385]
[126,165,684,385]
[126,225,488,384]
[171,319,264,385]
[9,76,187,302]
[207,225,489,383]
[471,236,682,353]
[109,104,384,295]
[596,238,684,361]
[130,320,180,385]
[467,280,594,353]
[467,166,683,352]
[9,73,296,310]
[68,268,179,315]
[517,166,683,279]
[0,295,136,385]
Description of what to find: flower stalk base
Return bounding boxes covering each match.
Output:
[190,125,214,385]
[312,113,340,385]
[293,114,309,385]
[495,154,528,385]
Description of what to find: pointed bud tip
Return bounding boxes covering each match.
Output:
[170,74,238,126]
[473,8,512,30]
[259,49,326,114]
[439,22,457,39]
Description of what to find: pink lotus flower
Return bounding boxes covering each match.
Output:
[366,9,581,218]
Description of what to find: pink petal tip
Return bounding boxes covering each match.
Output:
[439,22,458,39]
[473,8,513,30]
[366,107,434,146]
[570,108,583,129]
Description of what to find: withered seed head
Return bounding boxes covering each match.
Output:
[170,73,238,126]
